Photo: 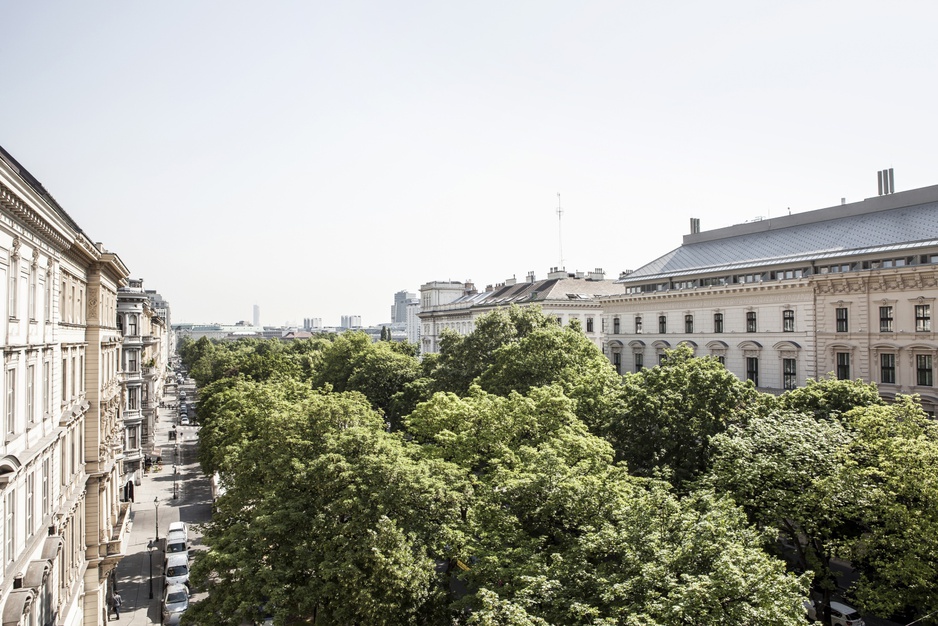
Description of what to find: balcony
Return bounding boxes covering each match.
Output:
[103,501,132,557]
[142,334,159,345]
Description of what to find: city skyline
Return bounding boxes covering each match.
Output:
[3,2,938,326]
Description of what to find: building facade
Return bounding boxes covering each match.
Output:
[0,145,131,626]
[418,269,622,355]
[601,182,938,414]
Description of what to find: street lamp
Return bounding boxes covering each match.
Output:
[154,497,160,543]
[148,540,156,599]
[173,464,177,500]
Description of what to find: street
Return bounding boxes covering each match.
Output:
[111,383,212,625]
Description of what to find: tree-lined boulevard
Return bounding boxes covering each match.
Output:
[174,306,935,626]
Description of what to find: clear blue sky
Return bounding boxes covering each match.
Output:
[3,1,937,327]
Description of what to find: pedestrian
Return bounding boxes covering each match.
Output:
[112,593,122,620]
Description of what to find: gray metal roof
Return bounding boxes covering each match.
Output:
[621,199,938,283]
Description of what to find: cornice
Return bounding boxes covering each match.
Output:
[0,179,73,251]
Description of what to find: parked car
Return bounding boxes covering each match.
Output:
[165,529,188,557]
[164,552,190,587]
[180,416,190,426]
[805,599,865,625]
[163,583,189,625]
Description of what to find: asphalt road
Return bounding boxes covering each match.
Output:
[111,385,212,626]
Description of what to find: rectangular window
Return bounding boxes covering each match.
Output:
[42,362,50,415]
[5,369,15,435]
[26,365,34,424]
[917,354,933,387]
[128,389,137,411]
[44,273,51,321]
[62,357,67,400]
[783,309,795,332]
[879,306,894,333]
[836,352,851,380]
[612,352,621,374]
[716,355,725,366]
[5,490,14,563]
[783,358,797,390]
[880,353,896,384]
[129,315,137,335]
[635,316,642,334]
[586,317,594,333]
[916,304,931,332]
[746,357,759,386]
[128,426,138,451]
[26,473,33,537]
[746,311,757,333]
[42,459,49,515]
[613,317,620,334]
[836,307,849,333]
[658,315,667,333]
[8,260,18,319]
[634,353,643,371]
[28,267,36,321]
[684,314,694,333]
[713,313,723,333]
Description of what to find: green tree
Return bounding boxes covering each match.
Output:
[608,346,762,488]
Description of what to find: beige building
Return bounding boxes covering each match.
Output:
[418,268,623,355]
[0,145,132,626]
[602,181,938,414]
[117,279,166,484]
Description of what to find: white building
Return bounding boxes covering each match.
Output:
[0,145,131,626]
[418,269,622,355]
[602,178,938,414]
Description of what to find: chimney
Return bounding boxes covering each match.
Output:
[690,218,701,234]
[526,271,536,283]
[588,268,605,281]
[504,275,517,286]
[877,168,895,195]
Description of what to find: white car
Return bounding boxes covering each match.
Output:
[806,599,865,626]
[180,416,190,426]
[164,552,190,587]
[163,583,189,625]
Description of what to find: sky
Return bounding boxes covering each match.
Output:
[3,1,938,327]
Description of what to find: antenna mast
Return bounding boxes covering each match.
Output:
[556,192,564,270]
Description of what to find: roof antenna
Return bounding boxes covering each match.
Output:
[556,192,564,270]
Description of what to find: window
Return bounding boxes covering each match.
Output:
[746,311,757,333]
[128,426,138,451]
[635,316,643,334]
[586,317,594,333]
[42,361,50,415]
[715,355,725,366]
[658,315,667,333]
[128,352,137,373]
[601,318,606,333]
[26,365,34,424]
[28,265,36,320]
[783,309,795,332]
[61,357,68,400]
[783,358,797,390]
[917,354,933,387]
[880,306,894,333]
[880,353,896,384]
[612,352,621,374]
[746,357,759,386]
[713,313,723,333]
[42,459,49,515]
[836,352,850,380]
[5,369,15,435]
[128,389,137,411]
[634,353,643,371]
[8,258,18,319]
[613,317,620,334]
[836,307,848,333]
[26,473,33,537]
[684,314,694,333]
[128,315,138,335]
[5,490,14,563]
[916,304,931,332]
[44,271,51,321]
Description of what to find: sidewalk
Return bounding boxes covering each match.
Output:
[112,383,212,625]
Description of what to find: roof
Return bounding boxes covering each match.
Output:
[464,276,623,309]
[620,185,938,283]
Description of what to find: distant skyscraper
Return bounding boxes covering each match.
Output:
[303,317,322,331]
[253,304,260,327]
[340,315,362,329]
[392,290,416,324]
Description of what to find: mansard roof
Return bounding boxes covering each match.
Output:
[620,184,938,283]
